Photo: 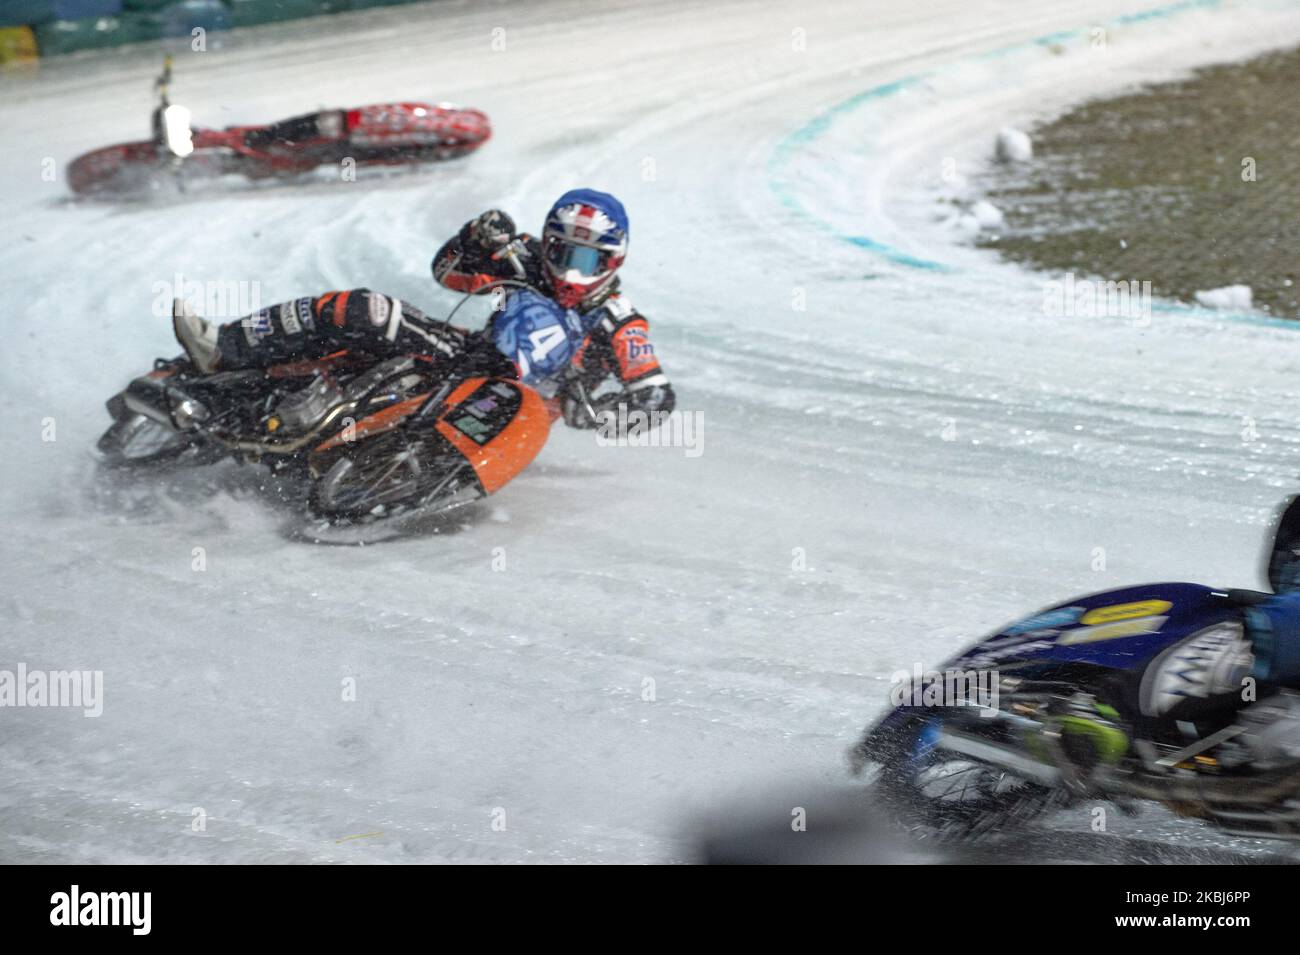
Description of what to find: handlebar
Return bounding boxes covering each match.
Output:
[443,278,536,326]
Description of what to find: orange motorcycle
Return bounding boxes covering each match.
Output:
[97,340,549,541]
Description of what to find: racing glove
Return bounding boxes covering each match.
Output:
[466,210,516,252]
[560,378,616,429]
[560,382,664,430]
[488,237,533,281]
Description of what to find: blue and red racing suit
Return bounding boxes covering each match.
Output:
[432,214,675,428]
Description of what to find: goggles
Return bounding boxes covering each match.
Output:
[544,239,613,278]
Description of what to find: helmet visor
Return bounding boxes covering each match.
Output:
[545,240,608,278]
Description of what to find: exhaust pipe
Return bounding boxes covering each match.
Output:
[123,389,178,428]
[122,375,212,427]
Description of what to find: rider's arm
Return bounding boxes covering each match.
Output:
[431,210,533,293]
[1246,591,1300,684]
[560,297,675,429]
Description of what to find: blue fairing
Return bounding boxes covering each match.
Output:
[948,582,1234,673]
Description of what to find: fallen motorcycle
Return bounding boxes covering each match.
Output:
[68,58,490,196]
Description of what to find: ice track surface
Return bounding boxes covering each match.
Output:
[4,0,1300,862]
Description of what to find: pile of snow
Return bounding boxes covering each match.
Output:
[970,199,1004,229]
[995,127,1033,162]
[1194,284,1253,310]
[945,199,1004,236]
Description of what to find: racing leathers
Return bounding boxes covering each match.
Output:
[201,289,513,380]
[431,213,675,429]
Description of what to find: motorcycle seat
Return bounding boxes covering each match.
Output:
[1218,588,1274,607]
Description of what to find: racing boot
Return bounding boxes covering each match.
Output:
[172,298,221,374]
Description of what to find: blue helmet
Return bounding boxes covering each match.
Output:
[541,189,629,307]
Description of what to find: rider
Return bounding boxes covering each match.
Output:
[431,189,675,429]
[171,189,674,432]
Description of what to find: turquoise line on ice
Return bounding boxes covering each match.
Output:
[767,0,1225,272]
[1150,300,1300,329]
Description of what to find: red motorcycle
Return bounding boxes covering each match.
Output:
[68,58,491,196]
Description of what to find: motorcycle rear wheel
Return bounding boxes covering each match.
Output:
[97,413,205,469]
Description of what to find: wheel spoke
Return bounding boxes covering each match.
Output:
[315,433,463,518]
[100,414,192,466]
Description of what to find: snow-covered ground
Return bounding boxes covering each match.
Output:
[4,0,1300,863]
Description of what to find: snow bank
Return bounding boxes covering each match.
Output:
[1194,284,1253,310]
[945,199,1004,236]
[995,127,1033,162]
[970,199,1004,229]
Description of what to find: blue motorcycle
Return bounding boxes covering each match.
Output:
[852,496,1300,841]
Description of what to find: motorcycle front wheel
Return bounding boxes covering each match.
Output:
[866,718,1066,841]
[308,430,477,522]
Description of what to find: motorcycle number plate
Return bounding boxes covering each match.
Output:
[444,381,522,447]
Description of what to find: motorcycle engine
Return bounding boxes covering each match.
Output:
[1237,691,1300,770]
[268,373,343,434]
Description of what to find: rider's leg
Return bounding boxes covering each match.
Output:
[1138,620,1255,721]
[173,296,330,372]
[1130,594,1300,731]
[172,299,220,373]
[1246,591,1300,684]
